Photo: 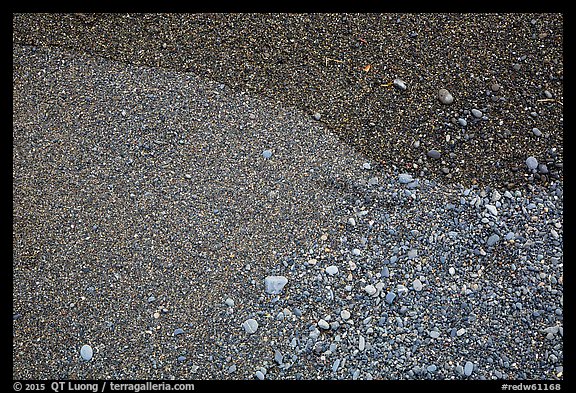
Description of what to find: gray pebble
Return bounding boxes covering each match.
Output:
[174,328,185,336]
[487,234,500,246]
[262,149,272,159]
[255,370,265,380]
[80,344,93,361]
[341,310,351,320]
[429,330,440,339]
[532,128,542,137]
[455,365,464,375]
[227,365,237,374]
[427,149,441,159]
[364,285,377,296]
[274,349,283,365]
[178,355,187,362]
[438,88,454,104]
[458,118,467,127]
[471,109,483,118]
[325,265,339,276]
[385,291,396,304]
[538,164,548,174]
[318,319,330,330]
[332,359,341,372]
[264,276,288,294]
[526,156,538,170]
[399,173,414,184]
[412,279,423,291]
[147,295,156,303]
[427,365,437,373]
[362,162,371,170]
[242,319,259,334]
[312,112,321,121]
[544,90,553,99]
[225,298,235,307]
[464,361,474,376]
[381,266,390,278]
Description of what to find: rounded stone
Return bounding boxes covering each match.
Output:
[341,310,351,320]
[364,285,377,296]
[393,78,407,90]
[80,344,93,361]
[264,276,288,294]
[262,149,272,159]
[471,109,483,118]
[438,88,454,104]
[427,149,441,159]
[318,319,330,330]
[255,370,265,380]
[325,265,339,276]
[526,156,538,170]
[464,361,474,376]
[242,319,259,334]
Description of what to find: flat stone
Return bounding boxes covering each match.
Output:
[264,276,288,294]
[485,204,498,216]
[225,298,235,307]
[227,365,237,374]
[274,350,283,365]
[532,128,542,137]
[385,291,396,304]
[429,330,440,339]
[318,319,330,330]
[399,173,414,184]
[412,279,423,291]
[427,149,441,159]
[262,149,272,159]
[173,328,185,336]
[242,319,259,334]
[80,344,93,361]
[255,370,265,380]
[364,285,377,296]
[487,234,500,246]
[325,265,339,276]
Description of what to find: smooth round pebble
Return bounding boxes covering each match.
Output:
[438,88,454,104]
[526,156,538,170]
[464,361,474,376]
[393,78,407,90]
[325,265,339,276]
[427,149,441,159]
[262,149,272,159]
[242,319,259,334]
[80,344,93,361]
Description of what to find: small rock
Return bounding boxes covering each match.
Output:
[242,319,259,334]
[262,150,272,159]
[485,204,498,216]
[449,267,455,275]
[227,365,237,374]
[364,285,377,296]
[487,234,500,246]
[385,291,396,304]
[352,248,362,256]
[313,112,321,121]
[427,149,441,159]
[532,128,542,137]
[255,370,265,380]
[147,295,156,303]
[464,361,474,376]
[457,328,467,336]
[363,162,371,170]
[80,344,93,361]
[359,335,365,351]
[264,276,288,294]
[325,265,339,276]
[412,279,423,291]
[429,330,440,339]
[544,90,553,99]
[225,298,235,307]
[341,310,351,320]
[427,365,437,373]
[318,319,330,330]
[399,173,414,184]
[174,328,185,336]
[381,266,390,278]
[178,355,187,362]
[491,83,501,92]
[393,78,407,90]
[438,88,454,104]
[458,118,467,127]
[526,156,538,170]
[471,109,483,118]
[274,350,283,365]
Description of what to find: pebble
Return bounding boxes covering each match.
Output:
[487,234,500,246]
[364,285,377,296]
[399,173,414,184]
[332,359,341,372]
[242,319,259,334]
[341,310,351,320]
[262,149,272,159]
[457,328,467,336]
[147,295,156,303]
[381,266,390,278]
[385,291,396,304]
[427,149,441,159]
[255,370,265,380]
[274,350,283,365]
[352,248,361,256]
[362,162,371,170]
[225,298,235,307]
[438,88,454,104]
[393,78,407,90]
[178,356,187,362]
[312,112,321,121]
[485,204,498,216]
[471,109,483,118]
[412,279,423,291]
[227,365,237,374]
[526,156,538,170]
[429,331,440,338]
[174,328,185,336]
[80,344,93,361]
[544,90,553,99]
[318,319,330,330]
[325,265,339,276]
[449,267,455,275]
[464,361,474,376]
[458,118,467,127]
[427,365,437,373]
[264,276,288,294]
[532,128,542,137]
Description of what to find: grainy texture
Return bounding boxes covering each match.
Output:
[13,13,562,380]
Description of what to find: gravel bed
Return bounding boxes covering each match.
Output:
[13,14,562,381]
